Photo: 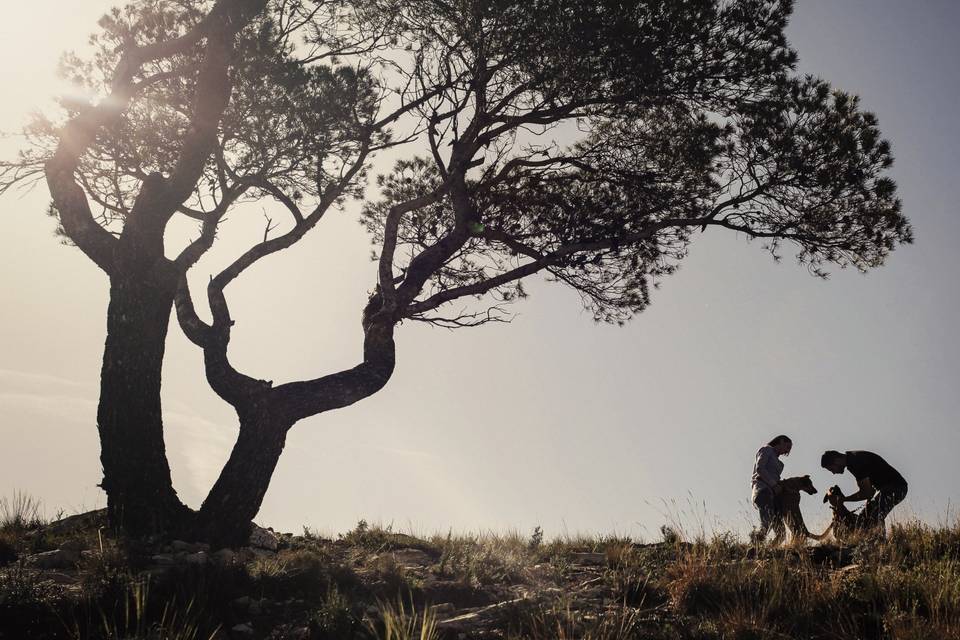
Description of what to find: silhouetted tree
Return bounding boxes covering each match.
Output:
[174,0,911,544]
[3,0,911,544]
[1,0,420,536]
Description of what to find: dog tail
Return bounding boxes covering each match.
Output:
[807,523,832,541]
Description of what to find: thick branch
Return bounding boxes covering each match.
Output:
[44,0,268,275]
[271,316,396,423]
[174,277,265,406]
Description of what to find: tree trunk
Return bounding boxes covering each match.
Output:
[98,269,188,536]
[194,410,290,547]
[185,305,397,547]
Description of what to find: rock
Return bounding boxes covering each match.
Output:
[42,509,107,536]
[213,548,237,564]
[184,551,208,565]
[151,553,176,565]
[59,540,83,556]
[25,548,78,570]
[234,596,252,608]
[170,540,210,553]
[265,624,310,640]
[249,525,279,551]
[390,548,434,568]
[437,597,528,629]
[231,622,254,636]
[834,563,861,576]
[430,602,456,616]
[43,571,79,585]
[569,552,607,566]
[235,548,257,563]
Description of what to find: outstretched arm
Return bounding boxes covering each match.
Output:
[843,477,875,503]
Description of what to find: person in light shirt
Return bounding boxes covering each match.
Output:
[750,434,792,542]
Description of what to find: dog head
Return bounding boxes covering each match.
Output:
[823,485,845,506]
[797,474,817,495]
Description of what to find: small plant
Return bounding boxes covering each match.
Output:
[367,598,439,640]
[528,526,544,551]
[0,491,44,532]
[512,601,642,640]
[659,525,682,545]
[370,554,422,598]
[431,532,529,586]
[66,577,219,640]
[308,585,364,640]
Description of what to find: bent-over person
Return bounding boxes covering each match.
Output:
[821,449,908,532]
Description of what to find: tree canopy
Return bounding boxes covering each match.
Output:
[0,0,911,542]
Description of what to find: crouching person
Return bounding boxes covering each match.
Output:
[821,449,908,533]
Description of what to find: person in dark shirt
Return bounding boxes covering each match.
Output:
[821,450,908,530]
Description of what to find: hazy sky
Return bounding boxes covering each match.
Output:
[1,1,958,540]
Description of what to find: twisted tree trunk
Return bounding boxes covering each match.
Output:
[195,409,291,547]
[183,300,398,546]
[98,265,189,536]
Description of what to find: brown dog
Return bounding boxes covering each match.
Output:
[772,475,825,545]
[821,485,872,541]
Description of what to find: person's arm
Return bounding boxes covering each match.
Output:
[756,448,781,492]
[843,477,875,503]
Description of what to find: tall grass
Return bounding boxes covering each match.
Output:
[367,598,439,640]
[0,490,44,531]
[64,578,219,640]
[657,518,960,639]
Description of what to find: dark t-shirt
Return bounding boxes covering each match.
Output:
[845,450,907,489]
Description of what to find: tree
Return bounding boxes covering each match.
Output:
[3,0,911,545]
[176,0,911,544]
[1,0,417,536]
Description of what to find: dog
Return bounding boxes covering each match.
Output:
[821,485,873,542]
[771,475,826,545]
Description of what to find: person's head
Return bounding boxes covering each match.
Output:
[767,435,792,456]
[821,450,846,474]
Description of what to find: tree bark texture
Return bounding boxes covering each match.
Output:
[191,314,397,546]
[195,411,290,547]
[98,267,188,536]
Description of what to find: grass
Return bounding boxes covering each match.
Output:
[0,490,44,530]
[367,598,440,640]
[63,578,219,640]
[1,496,958,639]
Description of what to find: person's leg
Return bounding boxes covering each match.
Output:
[864,484,907,534]
[753,489,776,542]
[874,484,908,524]
[769,499,787,545]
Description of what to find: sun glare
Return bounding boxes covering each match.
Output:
[0,1,110,130]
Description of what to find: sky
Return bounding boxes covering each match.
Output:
[1,1,958,540]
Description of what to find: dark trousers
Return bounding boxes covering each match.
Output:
[864,483,908,527]
[753,488,784,540]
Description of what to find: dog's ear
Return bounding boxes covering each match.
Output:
[823,494,829,503]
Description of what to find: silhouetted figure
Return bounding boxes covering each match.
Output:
[750,435,792,542]
[821,450,908,532]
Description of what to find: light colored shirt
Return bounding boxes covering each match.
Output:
[751,445,784,500]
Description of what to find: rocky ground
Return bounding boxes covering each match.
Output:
[1,511,957,639]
